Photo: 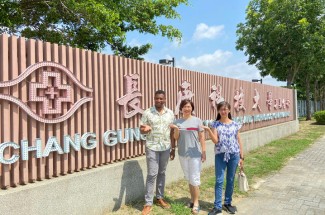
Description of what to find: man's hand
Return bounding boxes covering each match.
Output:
[140,125,152,134]
[169,124,179,130]
[170,149,175,160]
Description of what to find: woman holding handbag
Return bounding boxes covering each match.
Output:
[202,101,244,215]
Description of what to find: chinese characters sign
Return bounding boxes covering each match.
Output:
[116,74,144,118]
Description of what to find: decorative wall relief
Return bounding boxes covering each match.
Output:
[0,61,93,124]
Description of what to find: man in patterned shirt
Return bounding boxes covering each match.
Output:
[140,90,175,215]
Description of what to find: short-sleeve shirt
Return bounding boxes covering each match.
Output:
[174,116,204,158]
[140,106,174,151]
[212,120,242,161]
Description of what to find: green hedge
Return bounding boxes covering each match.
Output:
[314,110,325,125]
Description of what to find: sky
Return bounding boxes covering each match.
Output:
[104,0,287,87]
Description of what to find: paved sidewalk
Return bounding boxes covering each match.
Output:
[235,135,325,215]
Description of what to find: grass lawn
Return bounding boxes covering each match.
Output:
[108,119,325,215]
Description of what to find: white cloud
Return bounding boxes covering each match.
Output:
[128,38,142,47]
[171,39,183,48]
[216,62,286,86]
[142,50,286,86]
[193,23,224,41]
[179,50,232,69]
[178,56,286,86]
[219,62,259,80]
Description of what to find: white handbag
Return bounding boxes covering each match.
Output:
[238,167,249,192]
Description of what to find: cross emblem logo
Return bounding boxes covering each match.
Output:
[29,71,71,115]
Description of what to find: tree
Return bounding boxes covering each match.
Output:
[0,0,188,60]
[298,5,325,120]
[236,0,325,87]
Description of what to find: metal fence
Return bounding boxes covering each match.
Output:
[297,100,322,117]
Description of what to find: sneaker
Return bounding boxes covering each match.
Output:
[208,207,223,215]
[222,204,237,214]
[155,198,171,209]
[141,205,152,215]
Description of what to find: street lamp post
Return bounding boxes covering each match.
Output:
[252,79,262,84]
[159,57,175,67]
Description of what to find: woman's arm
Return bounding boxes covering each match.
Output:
[238,132,244,166]
[199,131,206,162]
[201,126,218,144]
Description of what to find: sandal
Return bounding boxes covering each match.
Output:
[192,205,200,214]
